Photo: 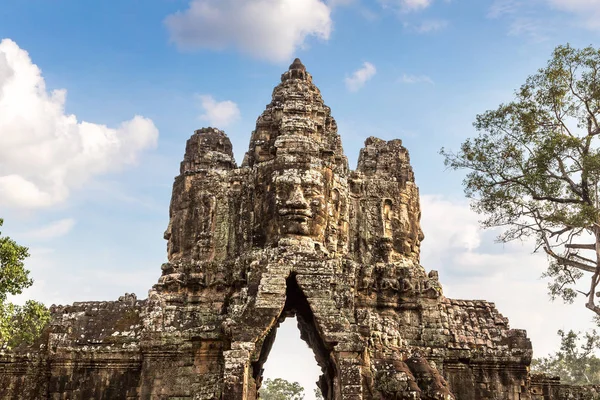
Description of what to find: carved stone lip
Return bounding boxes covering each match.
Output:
[278,208,312,221]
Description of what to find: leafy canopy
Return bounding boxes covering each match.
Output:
[532,329,600,385]
[259,378,305,400]
[441,44,600,317]
[0,218,32,302]
[0,218,50,348]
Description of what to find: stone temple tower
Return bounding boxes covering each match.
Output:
[3,59,595,400]
[149,58,530,399]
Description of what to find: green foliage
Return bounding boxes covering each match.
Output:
[259,378,305,400]
[0,218,32,303]
[0,300,50,348]
[532,329,600,384]
[314,388,324,399]
[0,218,50,348]
[440,44,600,316]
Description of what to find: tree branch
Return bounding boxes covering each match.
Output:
[565,244,596,250]
[544,247,598,273]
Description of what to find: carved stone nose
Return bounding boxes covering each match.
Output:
[286,185,308,208]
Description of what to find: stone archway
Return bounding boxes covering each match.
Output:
[251,273,337,400]
[220,254,357,400]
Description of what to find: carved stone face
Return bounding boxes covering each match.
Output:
[273,168,327,241]
[375,195,423,261]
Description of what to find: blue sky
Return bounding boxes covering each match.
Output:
[1,0,600,397]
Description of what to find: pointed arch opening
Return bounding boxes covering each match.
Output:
[252,273,336,400]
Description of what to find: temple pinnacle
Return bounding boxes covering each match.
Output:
[289,58,306,71]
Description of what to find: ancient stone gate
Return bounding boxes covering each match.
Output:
[1,59,598,400]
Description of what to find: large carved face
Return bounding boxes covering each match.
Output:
[272,168,327,241]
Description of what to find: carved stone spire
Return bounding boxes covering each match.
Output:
[179,127,236,174]
[289,57,306,70]
[243,58,347,173]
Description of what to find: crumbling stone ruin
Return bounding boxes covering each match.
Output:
[1,59,599,400]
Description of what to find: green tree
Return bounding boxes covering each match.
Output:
[440,44,600,317]
[0,218,50,348]
[532,329,600,384]
[259,378,305,400]
[314,388,324,399]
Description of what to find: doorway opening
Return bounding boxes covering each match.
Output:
[253,274,334,400]
[260,317,322,399]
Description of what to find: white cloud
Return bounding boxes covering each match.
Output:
[487,1,549,40]
[21,218,75,241]
[403,19,449,33]
[380,0,433,12]
[415,19,448,33]
[549,0,600,13]
[507,17,548,41]
[420,194,598,357]
[0,39,159,210]
[420,195,481,252]
[345,62,376,92]
[401,0,432,12]
[165,0,332,62]
[328,0,356,6]
[547,0,600,29]
[198,95,241,127]
[488,0,522,18]
[11,258,159,307]
[399,73,434,84]
[490,0,600,35]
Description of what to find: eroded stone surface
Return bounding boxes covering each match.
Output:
[0,58,592,400]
